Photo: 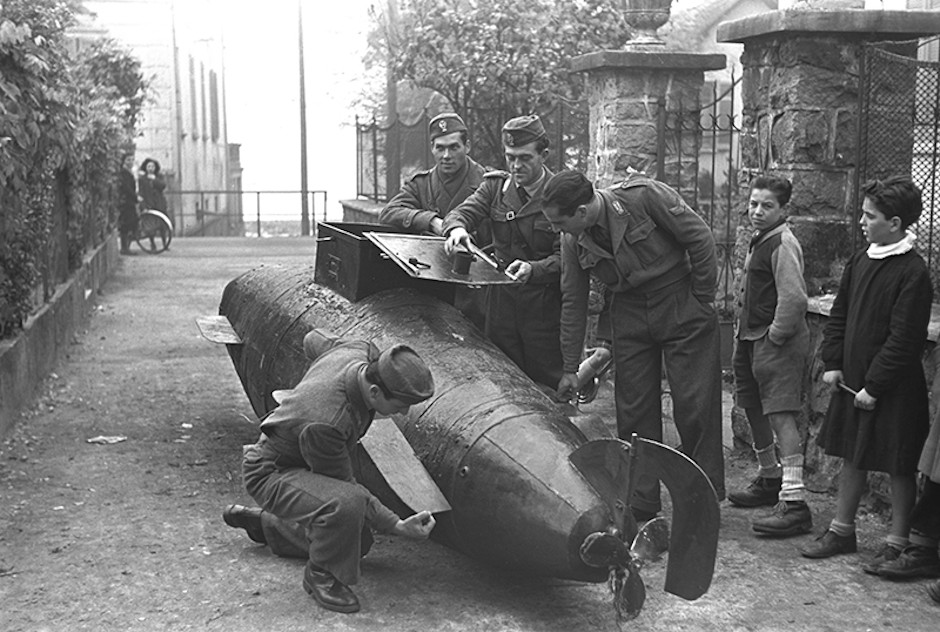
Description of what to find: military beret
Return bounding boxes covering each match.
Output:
[429,113,468,141]
[376,344,435,405]
[502,115,546,147]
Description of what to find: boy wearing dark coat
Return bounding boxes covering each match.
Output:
[801,176,933,568]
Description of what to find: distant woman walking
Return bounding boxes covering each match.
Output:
[138,157,167,214]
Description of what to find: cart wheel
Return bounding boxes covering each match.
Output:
[136,209,174,254]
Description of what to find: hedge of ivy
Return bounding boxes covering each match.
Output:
[0,0,148,339]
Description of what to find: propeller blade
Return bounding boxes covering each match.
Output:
[630,516,670,563]
[613,566,646,622]
[634,436,720,601]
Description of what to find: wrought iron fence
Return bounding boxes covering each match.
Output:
[858,39,940,292]
[656,74,745,317]
[164,190,328,238]
[356,101,589,203]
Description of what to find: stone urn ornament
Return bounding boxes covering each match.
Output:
[622,0,673,46]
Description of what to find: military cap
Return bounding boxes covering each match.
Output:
[502,115,546,147]
[376,344,435,404]
[429,113,468,141]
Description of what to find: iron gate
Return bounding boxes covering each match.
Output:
[655,75,745,317]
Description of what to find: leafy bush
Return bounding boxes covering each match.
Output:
[0,0,148,338]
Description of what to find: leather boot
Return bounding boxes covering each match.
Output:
[800,529,857,559]
[875,545,940,579]
[728,476,781,508]
[222,504,266,544]
[303,563,360,613]
[751,500,812,537]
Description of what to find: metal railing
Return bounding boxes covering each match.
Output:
[164,189,328,237]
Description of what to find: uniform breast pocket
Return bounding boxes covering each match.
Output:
[624,217,669,266]
[531,216,556,254]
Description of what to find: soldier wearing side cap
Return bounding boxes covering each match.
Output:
[443,115,563,390]
[221,329,437,614]
[380,113,488,238]
[380,112,489,329]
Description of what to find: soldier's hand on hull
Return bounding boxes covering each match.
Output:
[556,372,580,403]
[444,227,471,255]
[429,217,444,236]
[394,510,436,539]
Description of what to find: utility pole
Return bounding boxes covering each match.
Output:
[385,0,400,199]
[298,0,310,236]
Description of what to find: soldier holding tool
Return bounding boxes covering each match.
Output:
[443,115,563,390]
[540,169,725,522]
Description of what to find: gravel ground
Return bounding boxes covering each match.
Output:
[0,237,937,632]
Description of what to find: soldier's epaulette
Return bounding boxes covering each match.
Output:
[483,170,510,179]
[409,169,432,181]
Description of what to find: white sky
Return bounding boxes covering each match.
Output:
[221,0,377,217]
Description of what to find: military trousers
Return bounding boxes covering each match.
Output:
[485,282,563,389]
[610,277,726,513]
[242,438,376,586]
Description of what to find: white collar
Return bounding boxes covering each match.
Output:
[867,231,916,259]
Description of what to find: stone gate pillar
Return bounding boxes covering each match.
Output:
[717,8,940,288]
[570,50,726,190]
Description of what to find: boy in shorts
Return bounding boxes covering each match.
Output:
[729,175,812,537]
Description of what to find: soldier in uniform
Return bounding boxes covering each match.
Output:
[379,112,487,237]
[442,115,563,390]
[221,329,437,614]
[380,112,489,329]
[541,169,726,521]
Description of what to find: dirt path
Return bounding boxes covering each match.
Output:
[0,237,936,631]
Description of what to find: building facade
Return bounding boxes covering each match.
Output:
[71,0,238,236]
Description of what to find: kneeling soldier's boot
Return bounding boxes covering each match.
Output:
[303,562,360,613]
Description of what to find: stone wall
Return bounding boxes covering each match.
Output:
[571,51,725,190]
[0,234,119,438]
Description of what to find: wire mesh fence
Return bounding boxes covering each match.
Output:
[859,40,940,292]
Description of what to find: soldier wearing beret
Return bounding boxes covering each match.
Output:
[380,113,488,238]
[442,115,563,389]
[222,329,437,614]
[541,170,726,521]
